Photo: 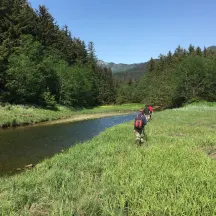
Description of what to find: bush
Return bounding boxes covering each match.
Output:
[40,88,57,110]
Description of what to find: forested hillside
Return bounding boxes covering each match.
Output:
[116,45,216,107]
[98,60,148,82]
[0,0,116,108]
[0,1,215,110]
[113,62,148,82]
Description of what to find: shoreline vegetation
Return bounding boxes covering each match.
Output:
[0,103,143,129]
[0,102,216,215]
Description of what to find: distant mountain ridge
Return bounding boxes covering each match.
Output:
[207,46,216,52]
[97,60,146,73]
[98,45,215,81]
[97,60,148,81]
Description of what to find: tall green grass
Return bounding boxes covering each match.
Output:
[0,103,142,128]
[0,103,216,215]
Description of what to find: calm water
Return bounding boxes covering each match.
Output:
[0,113,135,176]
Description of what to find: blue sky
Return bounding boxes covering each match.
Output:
[30,0,216,64]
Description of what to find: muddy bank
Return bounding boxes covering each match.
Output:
[30,112,132,127]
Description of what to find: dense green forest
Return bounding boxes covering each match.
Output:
[116,45,216,107]
[0,1,215,110]
[0,0,115,108]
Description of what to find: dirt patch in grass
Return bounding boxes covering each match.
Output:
[203,146,216,160]
[169,133,185,137]
[28,203,50,216]
[209,152,216,159]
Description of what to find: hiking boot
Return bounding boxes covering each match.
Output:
[135,139,141,145]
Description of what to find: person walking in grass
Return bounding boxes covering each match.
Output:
[143,105,151,121]
[148,105,153,120]
[134,108,147,145]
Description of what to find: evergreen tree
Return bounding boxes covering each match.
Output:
[87,41,97,67]
[147,57,156,72]
[174,45,184,56]
[73,38,88,65]
[196,46,202,56]
[183,49,188,57]
[188,44,195,55]
[166,51,173,65]
[157,54,166,71]
[203,46,207,57]
[86,41,100,105]
[36,5,58,48]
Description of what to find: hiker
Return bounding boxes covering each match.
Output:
[134,108,147,145]
[143,105,150,121]
[148,105,153,120]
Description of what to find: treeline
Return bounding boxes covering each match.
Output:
[116,45,216,107]
[1,1,215,110]
[0,0,115,108]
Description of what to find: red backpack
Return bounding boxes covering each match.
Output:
[148,106,153,112]
[135,114,143,129]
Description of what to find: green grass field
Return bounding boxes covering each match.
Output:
[0,103,142,128]
[0,102,216,215]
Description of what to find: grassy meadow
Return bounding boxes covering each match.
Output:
[0,102,216,215]
[0,103,142,128]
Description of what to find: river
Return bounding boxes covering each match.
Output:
[0,113,135,176]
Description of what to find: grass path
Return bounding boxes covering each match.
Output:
[0,103,216,215]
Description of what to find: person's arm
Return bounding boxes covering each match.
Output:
[134,119,136,131]
[142,116,147,125]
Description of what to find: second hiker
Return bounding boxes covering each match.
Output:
[148,105,153,120]
[144,105,151,121]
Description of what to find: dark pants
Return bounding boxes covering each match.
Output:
[150,111,152,119]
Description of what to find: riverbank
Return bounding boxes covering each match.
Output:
[0,103,142,129]
[0,102,215,215]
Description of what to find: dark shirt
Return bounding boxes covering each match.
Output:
[134,112,147,130]
[144,107,150,115]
